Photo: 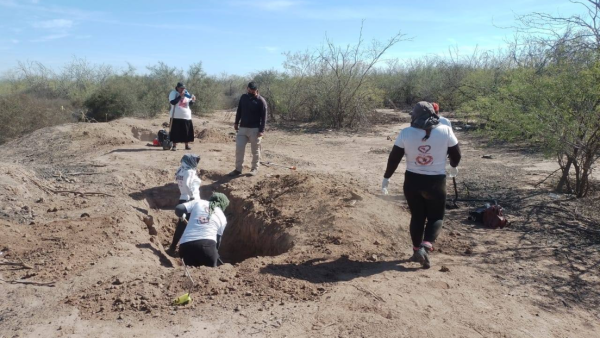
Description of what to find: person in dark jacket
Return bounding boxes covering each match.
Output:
[229,81,267,177]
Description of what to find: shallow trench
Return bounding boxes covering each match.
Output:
[138,181,294,264]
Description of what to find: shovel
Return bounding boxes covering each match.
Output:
[260,161,297,170]
[173,258,195,306]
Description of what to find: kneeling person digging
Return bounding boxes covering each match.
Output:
[169,193,229,267]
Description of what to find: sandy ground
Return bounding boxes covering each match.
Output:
[0,110,598,338]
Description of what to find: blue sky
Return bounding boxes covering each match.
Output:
[0,0,584,76]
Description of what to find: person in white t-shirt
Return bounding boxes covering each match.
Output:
[381,101,462,269]
[432,102,451,128]
[168,82,196,151]
[169,154,201,254]
[171,193,229,267]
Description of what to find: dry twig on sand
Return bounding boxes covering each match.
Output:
[30,178,115,198]
[350,284,386,302]
[0,278,55,287]
[0,259,34,270]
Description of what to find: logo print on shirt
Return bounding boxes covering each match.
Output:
[418,145,431,153]
[198,216,209,224]
[178,97,188,108]
[416,144,433,166]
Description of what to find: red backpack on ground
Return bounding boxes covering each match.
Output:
[483,205,508,229]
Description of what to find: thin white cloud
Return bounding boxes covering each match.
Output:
[33,19,73,29]
[230,0,304,11]
[0,0,102,21]
[30,33,69,42]
[262,46,279,53]
[93,19,213,32]
[257,1,301,11]
[10,39,19,44]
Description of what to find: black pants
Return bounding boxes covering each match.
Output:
[170,199,192,251]
[403,171,447,248]
[179,239,219,267]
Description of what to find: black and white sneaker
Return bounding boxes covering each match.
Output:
[412,247,431,269]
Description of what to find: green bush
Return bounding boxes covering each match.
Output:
[84,82,135,121]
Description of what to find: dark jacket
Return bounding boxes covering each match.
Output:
[235,94,267,132]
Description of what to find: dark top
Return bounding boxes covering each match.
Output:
[235,94,267,132]
[384,144,462,179]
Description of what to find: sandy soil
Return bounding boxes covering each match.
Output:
[0,110,598,338]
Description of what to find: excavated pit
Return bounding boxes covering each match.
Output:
[131,126,156,141]
[132,182,295,264]
[219,194,294,263]
[130,183,181,209]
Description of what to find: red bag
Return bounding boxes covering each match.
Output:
[483,205,508,229]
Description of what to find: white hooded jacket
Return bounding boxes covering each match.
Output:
[176,169,201,201]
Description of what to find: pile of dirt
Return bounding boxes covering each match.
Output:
[57,171,379,321]
[195,128,234,143]
[2,115,599,337]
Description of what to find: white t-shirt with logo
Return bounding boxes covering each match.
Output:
[169,90,193,120]
[394,125,458,175]
[176,169,201,201]
[179,200,227,245]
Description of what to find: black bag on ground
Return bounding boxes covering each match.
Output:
[158,129,172,150]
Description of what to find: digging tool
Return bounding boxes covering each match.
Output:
[260,161,297,170]
[173,258,195,305]
[448,175,497,209]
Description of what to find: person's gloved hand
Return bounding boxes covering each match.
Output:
[447,166,458,178]
[382,178,390,195]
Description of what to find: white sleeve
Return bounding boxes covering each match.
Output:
[168,91,177,118]
[447,127,458,147]
[183,200,197,213]
[393,129,405,148]
[190,174,201,200]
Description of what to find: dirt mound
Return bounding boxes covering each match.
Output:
[131,126,156,142]
[1,114,599,337]
[54,172,374,321]
[195,128,234,143]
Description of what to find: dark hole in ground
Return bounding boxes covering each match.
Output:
[219,194,294,264]
[131,179,294,264]
[130,183,180,210]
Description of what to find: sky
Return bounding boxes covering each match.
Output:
[0,0,585,76]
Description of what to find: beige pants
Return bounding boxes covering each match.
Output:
[235,127,261,172]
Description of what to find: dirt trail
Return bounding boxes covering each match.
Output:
[0,112,598,338]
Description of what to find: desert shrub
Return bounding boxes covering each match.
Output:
[84,81,135,121]
[0,94,71,143]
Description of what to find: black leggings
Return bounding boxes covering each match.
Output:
[179,239,219,267]
[169,199,192,251]
[403,171,447,248]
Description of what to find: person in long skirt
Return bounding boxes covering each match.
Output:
[168,82,196,151]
